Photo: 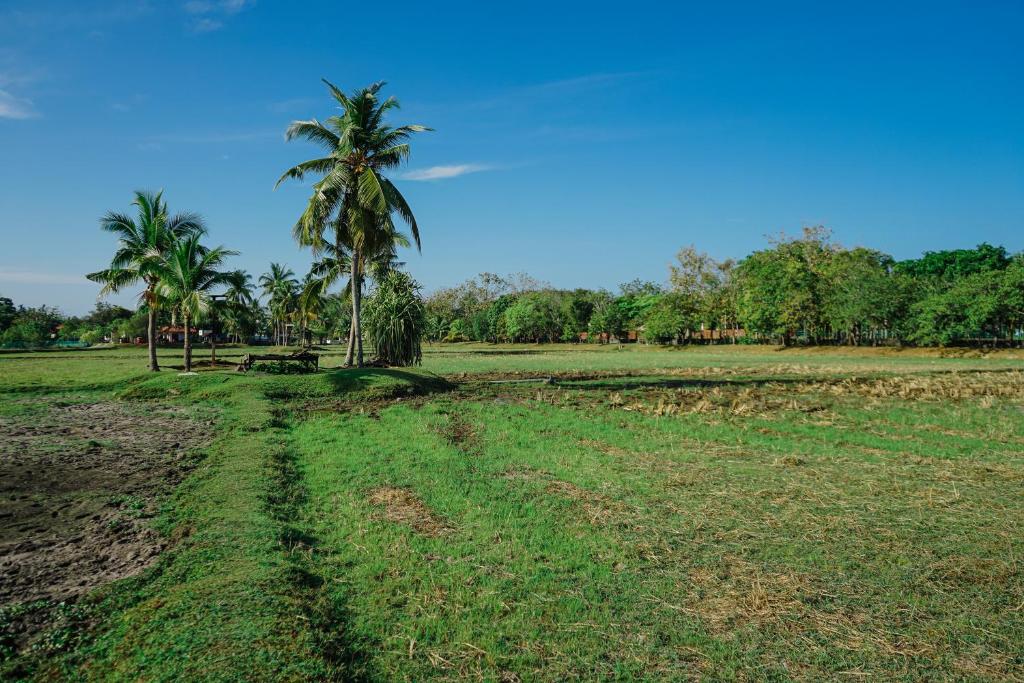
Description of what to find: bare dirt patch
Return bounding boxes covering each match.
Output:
[0,400,214,608]
[367,487,451,537]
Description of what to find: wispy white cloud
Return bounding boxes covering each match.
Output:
[0,53,44,119]
[401,164,492,181]
[190,17,223,32]
[466,70,657,111]
[526,71,651,93]
[110,93,149,113]
[0,88,36,119]
[184,0,252,13]
[183,0,253,32]
[0,267,88,286]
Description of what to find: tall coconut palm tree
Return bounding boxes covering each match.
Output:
[276,79,429,367]
[152,234,236,373]
[258,263,298,345]
[87,191,206,371]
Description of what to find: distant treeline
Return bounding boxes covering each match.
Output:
[423,229,1024,347]
[0,301,146,349]
[3,228,1022,349]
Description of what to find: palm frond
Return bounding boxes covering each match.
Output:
[357,167,389,215]
[382,177,420,250]
[284,119,341,150]
[166,211,207,237]
[275,156,337,188]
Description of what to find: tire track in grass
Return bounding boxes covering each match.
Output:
[264,405,370,681]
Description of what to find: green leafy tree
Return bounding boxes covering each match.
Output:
[909,270,1004,346]
[1,306,62,347]
[999,257,1024,343]
[559,289,598,341]
[479,294,517,343]
[85,302,134,327]
[87,191,206,371]
[670,246,738,341]
[896,243,1009,280]
[641,293,696,344]
[822,248,901,345]
[587,291,626,342]
[0,297,15,333]
[735,227,834,344]
[504,292,562,343]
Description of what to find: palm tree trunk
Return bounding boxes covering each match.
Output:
[147,306,159,372]
[344,255,360,368]
[183,314,192,373]
[343,312,355,367]
[146,282,159,372]
[353,257,364,367]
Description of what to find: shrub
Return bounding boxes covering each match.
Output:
[364,271,427,366]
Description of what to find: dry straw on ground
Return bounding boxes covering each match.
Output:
[367,486,453,537]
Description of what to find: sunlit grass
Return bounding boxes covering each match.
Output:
[2,344,1022,680]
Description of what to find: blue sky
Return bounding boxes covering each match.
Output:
[0,0,1021,314]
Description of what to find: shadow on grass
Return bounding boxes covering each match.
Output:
[324,367,455,397]
[264,411,372,680]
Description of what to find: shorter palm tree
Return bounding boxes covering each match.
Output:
[259,263,298,346]
[152,235,236,373]
[87,191,205,371]
[296,273,329,347]
[223,270,257,342]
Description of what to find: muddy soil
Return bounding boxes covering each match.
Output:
[0,401,213,607]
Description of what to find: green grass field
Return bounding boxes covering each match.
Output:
[2,343,1023,681]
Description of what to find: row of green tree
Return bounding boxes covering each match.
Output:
[0,300,145,348]
[7,227,1017,354]
[421,229,1024,347]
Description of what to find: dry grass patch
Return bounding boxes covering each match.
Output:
[501,466,627,526]
[544,479,624,525]
[798,370,1024,401]
[685,556,815,633]
[367,487,452,537]
[578,438,632,458]
[682,557,941,662]
[601,370,1024,424]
